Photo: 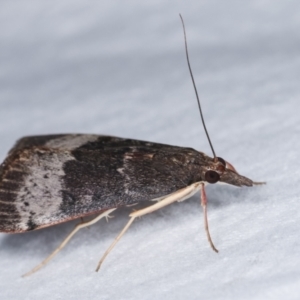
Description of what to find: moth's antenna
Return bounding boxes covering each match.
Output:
[179,14,216,159]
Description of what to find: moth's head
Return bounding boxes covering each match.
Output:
[202,156,254,187]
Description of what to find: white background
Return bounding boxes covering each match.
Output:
[0,1,299,299]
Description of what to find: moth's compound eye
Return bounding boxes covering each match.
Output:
[205,170,220,184]
[217,157,226,166]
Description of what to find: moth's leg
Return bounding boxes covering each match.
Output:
[95,217,135,271]
[200,183,218,253]
[23,208,116,277]
[96,183,201,271]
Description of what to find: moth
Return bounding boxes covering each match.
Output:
[0,16,263,276]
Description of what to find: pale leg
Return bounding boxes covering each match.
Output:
[96,182,201,271]
[23,208,116,277]
[200,183,218,253]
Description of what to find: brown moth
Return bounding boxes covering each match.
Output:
[0,15,264,276]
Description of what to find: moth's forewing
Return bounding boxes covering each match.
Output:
[0,134,208,233]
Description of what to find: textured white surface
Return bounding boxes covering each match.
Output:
[0,1,299,299]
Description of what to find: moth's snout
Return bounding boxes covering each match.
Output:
[218,158,265,186]
[220,169,254,187]
[203,156,254,187]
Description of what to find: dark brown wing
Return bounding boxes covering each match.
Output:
[0,134,205,232]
